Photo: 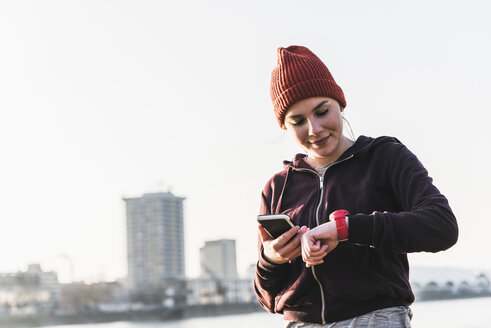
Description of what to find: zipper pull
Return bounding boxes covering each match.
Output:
[319,176,324,190]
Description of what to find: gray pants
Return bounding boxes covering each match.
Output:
[285,306,412,328]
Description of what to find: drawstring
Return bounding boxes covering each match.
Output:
[275,166,292,214]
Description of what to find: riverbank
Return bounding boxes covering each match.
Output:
[0,302,264,328]
[34,297,491,328]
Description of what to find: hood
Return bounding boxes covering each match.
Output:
[283,135,402,170]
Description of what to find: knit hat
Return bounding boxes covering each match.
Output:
[270,45,346,126]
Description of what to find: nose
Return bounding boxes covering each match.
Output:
[308,118,323,135]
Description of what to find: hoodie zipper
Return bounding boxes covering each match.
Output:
[294,154,353,324]
[313,174,326,323]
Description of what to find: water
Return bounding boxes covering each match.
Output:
[44,297,491,328]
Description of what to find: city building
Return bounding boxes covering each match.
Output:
[185,239,250,305]
[186,277,255,305]
[124,192,185,291]
[0,264,60,314]
[200,239,237,279]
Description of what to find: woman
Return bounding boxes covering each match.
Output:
[254,45,458,327]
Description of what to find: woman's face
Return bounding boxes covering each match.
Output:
[284,97,347,167]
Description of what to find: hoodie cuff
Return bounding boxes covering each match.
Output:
[257,248,290,273]
[348,213,374,246]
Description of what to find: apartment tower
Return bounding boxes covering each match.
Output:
[124,192,185,290]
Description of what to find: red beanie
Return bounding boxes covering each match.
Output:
[270,45,346,127]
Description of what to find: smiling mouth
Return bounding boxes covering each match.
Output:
[310,136,330,146]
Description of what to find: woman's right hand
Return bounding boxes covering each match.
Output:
[259,225,308,264]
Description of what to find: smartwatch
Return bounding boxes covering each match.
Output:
[329,210,350,241]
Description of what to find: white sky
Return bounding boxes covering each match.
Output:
[1,0,490,283]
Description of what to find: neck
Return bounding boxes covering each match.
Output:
[306,136,354,167]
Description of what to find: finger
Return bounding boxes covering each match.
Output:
[301,234,322,257]
[306,258,324,264]
[284,226,307,249]
[306,245,329,259]
[310,242,329,253]
[305,253,327,263]
[301,238,310,260]
[290,247,302,259]
[268,226,304,262]
[303,241,330,263]
[258,225,272,243]
[283,247,302,263]
[275,226,301,247]
[288,230,307,257]
[298,226,309,235]
[303,246,321,260]
[304,257,324,266]
[306,248,328,261]
[301,234,315,258]
[275,235,303,259]
[306,260,324,267]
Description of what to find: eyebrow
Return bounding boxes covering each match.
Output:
[286,100,331,120]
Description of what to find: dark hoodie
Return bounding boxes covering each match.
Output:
[254,136,458,324]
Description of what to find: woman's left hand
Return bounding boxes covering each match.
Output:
[301,221,339,267]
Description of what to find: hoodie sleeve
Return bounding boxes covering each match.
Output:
[348,142,458,253]
[253,178,291,313]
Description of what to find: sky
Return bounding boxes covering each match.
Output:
[1,0,490,283]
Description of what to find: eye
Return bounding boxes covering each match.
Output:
[289,118,306,126]
[315,108,328,117]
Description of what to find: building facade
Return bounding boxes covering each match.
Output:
[186,277,255,305]
[188,239,250,305]
[200,239,237,279]
[0,264,60,314]
[124,192,185,290]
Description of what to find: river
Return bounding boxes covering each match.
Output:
[43,297,491,328]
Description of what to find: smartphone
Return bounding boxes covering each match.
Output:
[257,214,295,239]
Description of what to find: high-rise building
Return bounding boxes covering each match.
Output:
[200,239,237,279]
[124,192,185,290]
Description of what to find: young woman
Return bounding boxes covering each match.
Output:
[254,45,458,327]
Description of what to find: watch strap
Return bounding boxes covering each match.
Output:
[329,210,350,241]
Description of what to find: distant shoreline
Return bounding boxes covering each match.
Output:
[415,291,491,302]
[0,302,264,328]
[4,295,491,328]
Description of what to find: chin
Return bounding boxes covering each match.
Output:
[311,147,335,158]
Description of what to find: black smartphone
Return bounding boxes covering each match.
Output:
[257,214,295,239]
